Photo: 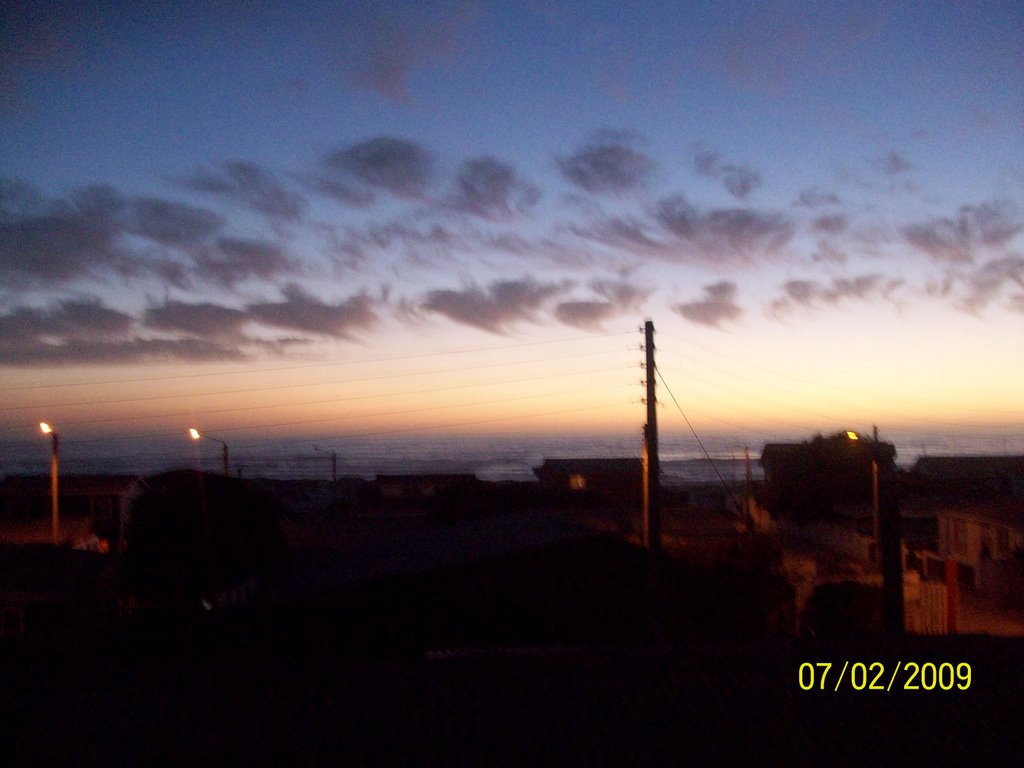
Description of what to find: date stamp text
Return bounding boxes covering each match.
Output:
[798,661,972,692]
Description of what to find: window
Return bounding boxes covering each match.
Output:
[998,527,1010,555]
[569,474,586,491]
[952,518,967,555]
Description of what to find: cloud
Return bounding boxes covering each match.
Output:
[770,273,903,315]
[0,337,248,366]
[795,188,841,208]
[129,197,224,246]
[185,161,307,223]
[569,215,666,255]
[329,220,464,267]
[555,277,651,329]
[144,300,250,339]
[0,298,134,347]
[247,284,378,338]
[323,0,479,101]
[421,277,568,333]
[959,256,1024,313]
[811,240,849,264]
[197,237,294,287]
[694,148,762,199]
[0,180,242,290]
[553,301,619,329]
[655,195,794,262]
[902,200,1023,264]
[0,297,241,366]
[0,180,126,283]
[323,137,435,199]
[557,138,654,195]
[876,151,914,175]
[673,282,743,328]
[812,214,848,235]
[308,175,376,208]
[447,156,540,219]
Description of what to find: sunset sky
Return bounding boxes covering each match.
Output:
[2,1,1022,467]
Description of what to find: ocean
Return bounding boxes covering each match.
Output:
[3,429,1022,485]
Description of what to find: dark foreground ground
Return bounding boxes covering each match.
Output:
[3,631,1022,766]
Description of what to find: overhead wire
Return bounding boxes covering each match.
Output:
[657,347,1024,430]
[655,366,741,511]
[51,367,635,429]
[6,348,630,415]
[658,331,1024,419]
[3,329,636,392]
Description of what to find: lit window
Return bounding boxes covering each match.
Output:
[569,474,586,491]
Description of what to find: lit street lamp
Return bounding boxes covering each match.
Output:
[39,422,59,545]
[189,428,230,477]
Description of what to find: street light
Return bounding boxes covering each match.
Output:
[40,422,59,545]
[189,428,230,477]
[314,445,338,483]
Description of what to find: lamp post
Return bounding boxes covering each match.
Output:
[189,428,229,477]
[315,445,339,506]
[314,445,338,483]
[40,423,59,545]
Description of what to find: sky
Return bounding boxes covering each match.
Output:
[1,0,1022,465]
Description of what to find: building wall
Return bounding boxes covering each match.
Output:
[938,513,1024,589]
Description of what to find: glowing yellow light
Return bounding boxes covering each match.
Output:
[189,428,201,440]
[40,422,53,435]
[846,431,859,440]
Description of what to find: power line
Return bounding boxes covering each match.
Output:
[658,332,1024,418]
[5,348,632,413]
[656,367,741,511]
[656,352,1024,430]
[3,330,635,392]
[46,367,634,428]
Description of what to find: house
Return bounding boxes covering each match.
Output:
[0,474,145,552]
[758,433,897,523]
[0,544,118,637]
[533,458,643,505]
[904,456,1024,601]
[911,456,1024,498]
[375,473,480,500]
[933,499,1024,597]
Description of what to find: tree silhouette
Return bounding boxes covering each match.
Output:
[122,470,287,610]
[762,432,896,523]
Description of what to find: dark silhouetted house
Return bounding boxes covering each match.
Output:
[122,470,286,612]
[0,474,144,551]
[933,499,1024,596]
[376,473,480,500]
[370,474,485,518]
[0,544,118,637]
[904,456,1024,599]
[759,433,896,522]
[534,458,642,505]
[911,456,1024,498]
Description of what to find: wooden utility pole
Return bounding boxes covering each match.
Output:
[642,320,661,554]
[49,431,59,545]
[744,446,752,527]
[874,426,904,634]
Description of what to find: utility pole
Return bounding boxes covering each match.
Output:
[874,425,904,634]
[642,320,663,645]
[744,446,752,528]
[871,425,879,546]
[642,320,661,554]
